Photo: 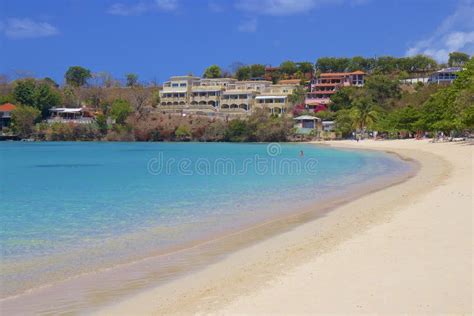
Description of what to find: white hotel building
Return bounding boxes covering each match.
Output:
[159,76,298,115]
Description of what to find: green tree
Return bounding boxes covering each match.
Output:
[249,64,266,78]
[0,94,15,105]
[11,105,40,138]
[224,119,249,142]
[269,71,282,84]
[43,77,59,88]
[235,66,251,81]
[314,110,336,121]
[62,86,80,107]
[33,82,62,117]
[296,62,314,74]
[315,57,350,72]
[417,57,474,133]
[126,73,139,87]
[350,96,379,132]
[175,125,192,140]
[329,87,357,111]
[203,65,223,78]
[409,55,438,73]
[13,79,61,117]
[95,113,108,135]
[13,79,36,107]
[377,105,422,134]
[202,120,226,141]
[365,74,401,109]
[334,109,355,137]
[151,89,161,107]
[348,56,377,72]
[110,99,132,124]
[374,56,399,74]
[280,61,297,75]
[244,109,293,142]
[288,86,306,105]
[461,105,474,129]
[65,66,92,87]
[448,52,470,67]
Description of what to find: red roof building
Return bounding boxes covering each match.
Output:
[305,71,366,108]
[0,103,16,112]
[0,103,16,130]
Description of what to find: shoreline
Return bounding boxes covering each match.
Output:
[93,139,472,315]
[0,143,415,315]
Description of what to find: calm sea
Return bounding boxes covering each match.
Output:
[0,142,412,313]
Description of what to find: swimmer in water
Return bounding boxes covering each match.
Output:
[300,150,304,157]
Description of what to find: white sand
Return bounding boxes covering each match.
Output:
[96,139,472,315]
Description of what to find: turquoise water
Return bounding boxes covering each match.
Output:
[0,142,411,300]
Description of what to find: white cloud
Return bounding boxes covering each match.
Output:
[233,0,370,32]
[156,0,178,11]
[1,18,59,39]
[235,0,322,16]
[237,17,257,32]
[406,0,474,62]
[107,2,150,15]
[107,0,178,16]
[234,0,368,16]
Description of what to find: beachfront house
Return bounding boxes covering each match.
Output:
[47,107,94,124]
[322,121,335,132]
[0,103,16,130]
[428,67,463,84]
[401,67,464,85]
[293,115,321,135]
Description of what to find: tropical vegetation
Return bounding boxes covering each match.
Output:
[0,53,472,142]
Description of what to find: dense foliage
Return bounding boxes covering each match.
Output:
[315,55,438,75]
[327,57,474,138]
[11,105,41,138]
[65,66,92,87]
[12,78,62,118]
[1,53,472,141]
[203,65,223,79]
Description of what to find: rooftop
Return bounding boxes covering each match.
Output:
[0,103,16,112]
[50,107,83,113]
[278,79,301,85]
[294,115,321,121]
[320,71,366,77]
[169,75,201,81]
[435,67,464,73]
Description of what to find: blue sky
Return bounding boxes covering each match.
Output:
[1,0,473,84]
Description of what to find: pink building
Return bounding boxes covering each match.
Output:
[305,71,366,110]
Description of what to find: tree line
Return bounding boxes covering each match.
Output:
[315,52,470,75]
[203,52,470,82]
[308,57,474,138]
[1,52,472,141]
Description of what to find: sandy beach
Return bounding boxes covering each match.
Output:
[96,139,472,315]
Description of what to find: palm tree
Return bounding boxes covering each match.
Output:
[350,97,379,134]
